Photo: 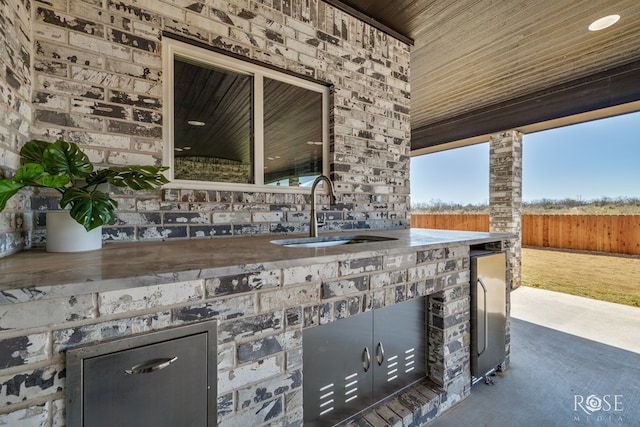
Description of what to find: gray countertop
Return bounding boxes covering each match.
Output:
[0,228,513,304]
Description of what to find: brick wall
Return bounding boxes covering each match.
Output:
[489,130,522,290]
[0,0,412,257]
[0,0,32,257]
[174,156,251,182]
[489,130,522,372]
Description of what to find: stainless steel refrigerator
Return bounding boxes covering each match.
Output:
[470,250,507,382]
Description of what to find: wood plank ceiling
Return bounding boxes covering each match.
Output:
[333,0,640,152]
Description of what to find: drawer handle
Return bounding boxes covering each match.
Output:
[125,356,178,375]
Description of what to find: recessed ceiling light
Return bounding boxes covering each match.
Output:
[187,120,206,126]
[588,14,620,31]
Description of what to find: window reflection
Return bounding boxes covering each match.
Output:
[263,78,323,186]
[173,57,253,183]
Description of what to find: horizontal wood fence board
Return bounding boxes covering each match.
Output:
[411,214,640,255]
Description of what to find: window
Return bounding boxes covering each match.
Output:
[163,38,330,191]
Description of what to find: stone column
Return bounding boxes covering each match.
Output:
[489,130,522,290]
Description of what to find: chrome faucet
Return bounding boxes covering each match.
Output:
[309,175,336,238]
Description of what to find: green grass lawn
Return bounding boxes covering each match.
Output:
[521,247,640,308]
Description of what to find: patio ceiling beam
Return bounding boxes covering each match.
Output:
[411,59,640,151]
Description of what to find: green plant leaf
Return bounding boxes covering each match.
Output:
[0,179,24,211]
[84,169,113,187]
[0,163,60,211]
[12,163,45,182]
[10,163,70,188]
[34,174,71,188]
[19,140,50,164]
[60,187,118,231]
[8,163,70,191]
[42,140,93,178]
[100,165,169,190]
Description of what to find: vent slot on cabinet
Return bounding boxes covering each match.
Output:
[344,372,360,403]
[318,382,335,415]
[404,347,416,373]
[386,354,399,382]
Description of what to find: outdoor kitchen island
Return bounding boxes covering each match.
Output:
[0,228,513,426]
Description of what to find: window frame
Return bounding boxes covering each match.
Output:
[163,38,330,192]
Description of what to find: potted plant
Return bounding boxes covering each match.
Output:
[0,139,168,252]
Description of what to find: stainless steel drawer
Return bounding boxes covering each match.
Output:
[67,322,216,427]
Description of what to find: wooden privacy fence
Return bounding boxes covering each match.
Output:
[411,214,640,255]
[411,214,490,232]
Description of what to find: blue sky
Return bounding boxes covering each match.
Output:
[410,111,640,205]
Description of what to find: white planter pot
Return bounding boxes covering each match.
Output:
[46,211,103,252]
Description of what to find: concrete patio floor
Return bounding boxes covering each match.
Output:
[429,286,640,427]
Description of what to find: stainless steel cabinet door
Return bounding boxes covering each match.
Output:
[82,333,208,427]
[303,311,374,426]
[372,297,426,402]
[303,297,427,425]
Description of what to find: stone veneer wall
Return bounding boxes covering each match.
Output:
[174,156,251,183]
[0,0,411,257]
[0,243,472,426]
[0,0,33,257]
[489,130,522,371]
[489,130,522,290]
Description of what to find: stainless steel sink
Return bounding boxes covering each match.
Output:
[271,235,397,248]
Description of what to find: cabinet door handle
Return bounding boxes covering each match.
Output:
[477,277,489,356]
[125,356,178,375]
[376,342,385,366]
[362,347,371,372]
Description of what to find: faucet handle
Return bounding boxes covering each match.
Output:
[316,212,326,226]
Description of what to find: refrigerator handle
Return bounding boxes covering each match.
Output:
[362,347,371,372]
[477,277,489,356]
